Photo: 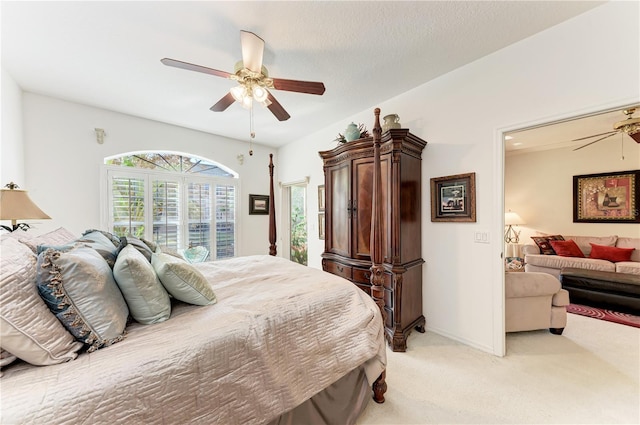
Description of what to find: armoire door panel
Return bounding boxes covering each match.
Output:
[352,157,389,261]
[328,164,350,257]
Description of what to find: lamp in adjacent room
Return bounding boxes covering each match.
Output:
[0,182,51,232]
[504,210,525,244]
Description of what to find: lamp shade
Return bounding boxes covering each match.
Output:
[0,187,51,221]
[504,211,525,226]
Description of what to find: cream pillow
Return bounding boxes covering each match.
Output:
[113,245,171,324]
[152,252,216,306]
[0,237,82,365]
[18,227,76,253]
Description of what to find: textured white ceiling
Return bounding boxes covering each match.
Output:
[1,1,607,147]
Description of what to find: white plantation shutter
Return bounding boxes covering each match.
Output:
[215,184,235,259]
[153,179,180,249]
[105,166,237,257]
[111,176,145,238]
[187,182,211,252]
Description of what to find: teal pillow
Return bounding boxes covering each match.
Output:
[117,236,154,262]
[37,231,121,268]
[113,245,171,324]
[151,252,216,306]
[82,229,122,248]
[36,246,129,352]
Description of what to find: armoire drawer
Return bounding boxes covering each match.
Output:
[323,260,352,280]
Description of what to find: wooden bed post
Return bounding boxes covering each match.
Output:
[370,108,387,403]
[268,153,277,256]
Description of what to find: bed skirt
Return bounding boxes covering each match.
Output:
[269,365,370,425]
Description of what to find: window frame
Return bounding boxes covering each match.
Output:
[101,164,240,258]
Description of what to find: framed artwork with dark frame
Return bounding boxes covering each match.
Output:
[318,212,325,240]
[318,185,325,212]
[249,194,269,215]
[430,172,476,222]
[573,169,639,223]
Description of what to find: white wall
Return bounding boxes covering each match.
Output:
[21,93,277,256]
[1,68,25,186]
[506,141,640,243]
[278,1,640,354]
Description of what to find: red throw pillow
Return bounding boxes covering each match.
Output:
[589,243,635,262]
[549,240,584,258]
[531,235,565,255]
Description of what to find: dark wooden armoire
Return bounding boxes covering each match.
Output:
[319,129,427,352]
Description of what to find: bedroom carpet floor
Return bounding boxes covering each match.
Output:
[357,312,639,424]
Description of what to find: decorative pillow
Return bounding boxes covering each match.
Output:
[75,231,121,268]
[0,237,82,365]
[589,243,635,263]
[549,240,585,258]
[82,228,122,248]
[113,245,171,324]
[152,252,216,306]
[117,236,154,262]
[19,227,77,253]
[37,246,129,352]
[531,235,565,255]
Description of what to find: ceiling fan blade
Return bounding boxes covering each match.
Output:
[210,93,235,112]
[573,133,617,151]
[272,78,326,95]
[266,91,290,121]
[571,130,618,142]
[161,58,231,79]
[629,132,640,143]
[240,30,264,73]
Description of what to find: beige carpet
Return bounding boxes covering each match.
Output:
[357,313,639,424]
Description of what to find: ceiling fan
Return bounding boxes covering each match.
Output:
[573,107,640,151]
[161,30,325,122]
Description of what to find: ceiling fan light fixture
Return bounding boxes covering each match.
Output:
[240,94,253,109]
[252,85,268,103]
[230,85,246,103]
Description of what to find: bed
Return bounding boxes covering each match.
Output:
[0,109,389,424]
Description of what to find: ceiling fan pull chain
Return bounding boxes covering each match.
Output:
[620,132,625,160]
[249,102,255,156]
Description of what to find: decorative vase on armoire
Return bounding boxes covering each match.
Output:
[318,128,427,352]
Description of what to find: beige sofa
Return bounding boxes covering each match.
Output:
[523,235,640,278]
[505,272,569,334]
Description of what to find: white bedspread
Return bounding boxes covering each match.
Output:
[1,255,386,425]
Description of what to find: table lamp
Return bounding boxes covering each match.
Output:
[504,210,525,244]
[0,182,51,232]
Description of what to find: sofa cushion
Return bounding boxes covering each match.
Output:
[589,243,635,263]
[0,237,82,365]
[615,262,640,275]
[531,235,565,255]
[564,235,618,257]
[37,246,129,352]
[152,252,216,306]
[505,271,560,298]
[113,245,171,324]
[549,240,584,258]
[525,253,616,273]
[616,237,640,262]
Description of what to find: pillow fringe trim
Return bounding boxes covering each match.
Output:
[40,249,126,352]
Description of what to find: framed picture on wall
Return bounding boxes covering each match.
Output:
[430,172,476,222]
[573,169,640,223]
[318,185,325,212]
[318,213,325,240]
[249,194,269,215]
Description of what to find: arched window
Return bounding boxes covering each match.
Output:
[102,152,238,260]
